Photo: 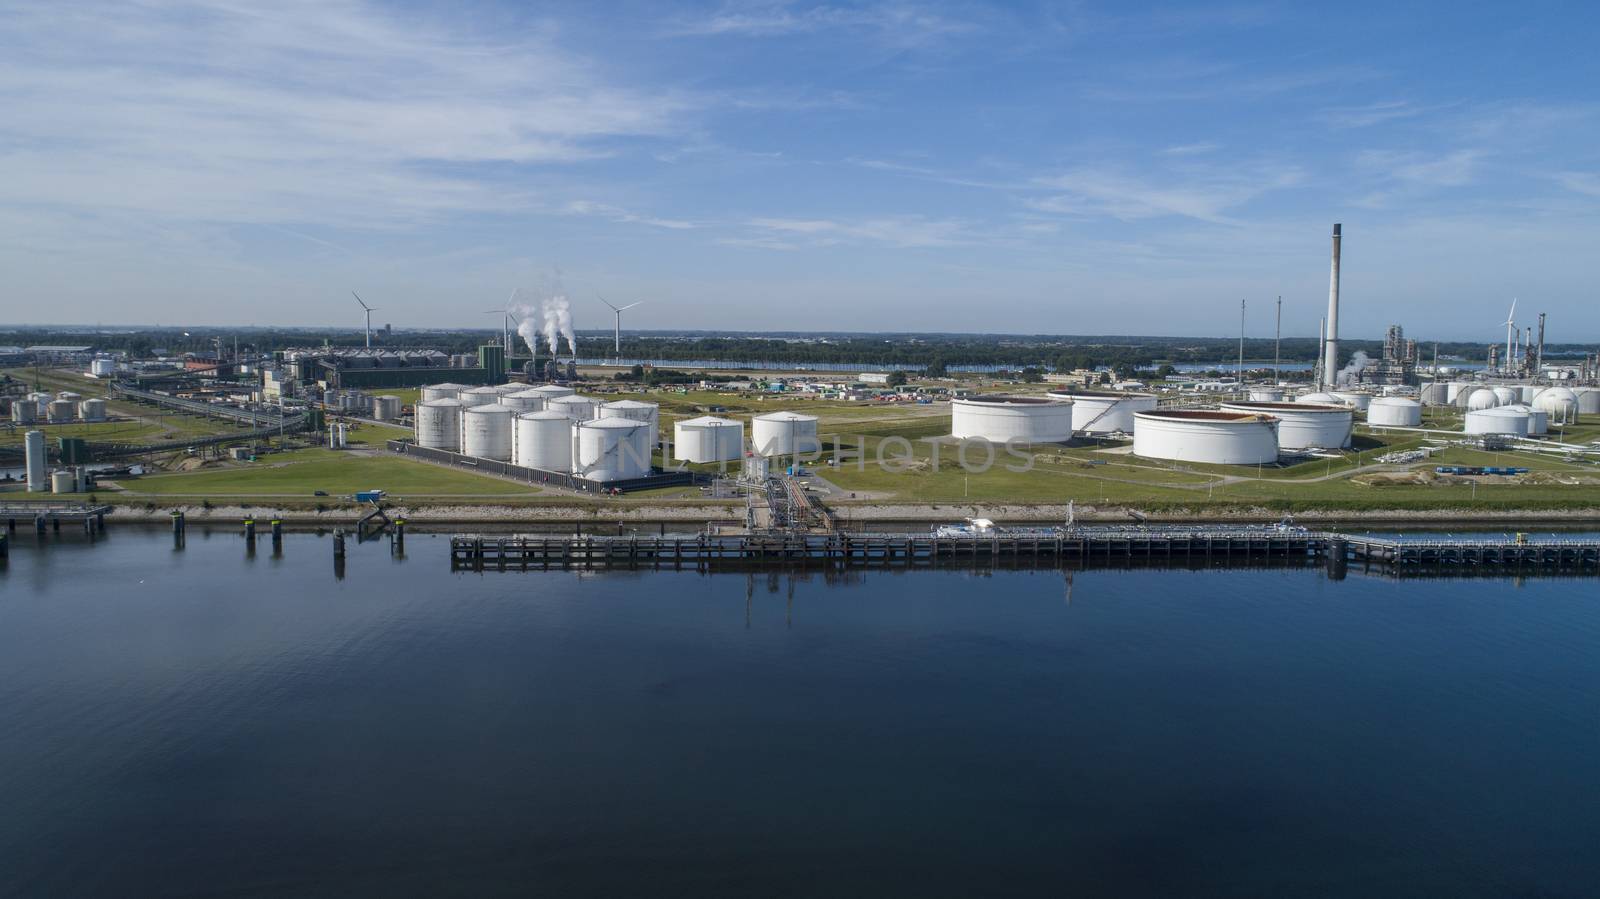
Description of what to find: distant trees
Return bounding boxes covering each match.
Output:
[886,370,909,387]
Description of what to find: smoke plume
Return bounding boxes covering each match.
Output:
[1335,350,1370,388]
[539,295,576,357]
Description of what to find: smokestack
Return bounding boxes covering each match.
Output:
[1323,223,1341,392]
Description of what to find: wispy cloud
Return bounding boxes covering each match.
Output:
[668,1,975,45]
[563,201,698,230]
[1317,100,1431,129]
[1027,165,1302,224]
[741,215,971,248]
[1553,172,1600,199]
[1160,142,1221,156]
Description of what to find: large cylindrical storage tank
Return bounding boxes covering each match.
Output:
[514,411,572,471]
[574,418,652,482]
[1047,391,1157,435]
[1132,410,1279,465]
[1491,386,1520,406]
[501,389,546,412]
[599,400,660,442]
[1219,402,1352,451]
[492,384,524,396]
[1503,405,1548,435]
[78,398,107,422]
[12,400,37,424]
[1248,388,1284,402]
[1446,382,1473,405]
[1366,397,1422,427]
[674,416,744,463]
[461,403,515,460]
[1533,387,1579,424]
[90,358,115,377]
[1465,407,1530,436]
[950,396,1073,443]
[1574,387,1600,416]
[1331,391,1371,412]
[51,470,77,494]
[25,430,47,492]
[1465,388,1499,411]
[414,399,463,450]
[47,400,77,423]
[420,383,465,403]
[527,385,575,401]
[458,386,500,408]
[373,395,402,421]
[546,395,598,422]
[1420,383,1448,405]
[1296,391,1342,406]
[753,411,822,456]
[28,392,51,416]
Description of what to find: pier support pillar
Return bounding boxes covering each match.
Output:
[35,516,46,535]
[0,532,8,564]
[270,519,283,556]
[333,529,346,580]
[392,519,405,556]
[171,510,186,548]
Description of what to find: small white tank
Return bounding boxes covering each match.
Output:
[47,400,77,422]
[1419,383,1448,405]
[514,411,572,472]
[415,399,463,450]
[373,396,402,421]
[1331,391,1372,412]
[527,385,575,401]
[51,469,77,494]
[90,358,116,378]
[1576,387,1600,416]
[461,403,515,460]
[11,401,37,424]
[1366,397,1422,427]
[420,383,465,403]
[674,416,744,463]
[574,417,652,482]
[1248,388,1283,402]
[79,398,107,422]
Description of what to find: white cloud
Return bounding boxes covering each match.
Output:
[669,1,974,45]
[563,201,698,230]
[743,215,970,247]
[1028,166,1302,224]
[1357,149,1484,187]
[1553,172,1600,199]
[1317,100,1429,129]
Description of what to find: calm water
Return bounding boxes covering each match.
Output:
[2,529,1597,897]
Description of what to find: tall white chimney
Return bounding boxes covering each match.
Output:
[1324,223,1341,388]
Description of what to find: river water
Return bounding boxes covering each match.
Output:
[2,528,1596,897]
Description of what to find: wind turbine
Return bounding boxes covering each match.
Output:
[352,291,377,348]
[483,288,521,356]
[598,295,642,359]
[1503,299,1517,375]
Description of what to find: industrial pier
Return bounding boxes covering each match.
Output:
[448,528,1600,574]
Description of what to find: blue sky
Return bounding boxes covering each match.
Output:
[4,1,1599,341]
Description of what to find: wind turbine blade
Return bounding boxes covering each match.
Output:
[507,287,520,308]
[352,290,371,311]
[597,293,619,312]
[620,302,644,311]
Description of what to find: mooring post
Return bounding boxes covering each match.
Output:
[333,529,346,559]
[95,511,105,533]
[171,510,186,547]
[243,518,256,543]
[0,532,8,564]
[35,516,46,535]
[51,517,60,533]
[393,518,405,555]
[270,519,283,554]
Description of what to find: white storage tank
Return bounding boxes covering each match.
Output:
[1502,404,1548,435]
[78,398,107,422]
[1574,386,1600,416]
[1491,386,1520,406]
[753,411,822,456]
[1331,391,1372,412]
[492,383,525,396]
[1366,397,1422,428]
[461,403,515,460]
[674,416,744,463]
[1465,388,1499,411]
[420,383,466,403]
[458,386,500,408]
[47,400,77,423]
[90,357,116,378]
[1047,391,1157,435]
[1132,409,1279,465]
[25,430,46,492]
[1533,387,1579,424]
[28,392,51,416]
[515,411,573,472]
[1248,388,1284,402]
[950,396,1073,444]
[574,417,652,482]
[1419,383,1448,405]
[546,395,599,422]
[527,384,575,401]
[56,391,82,403]
[373,395,402,421]
[1296,391,1343,406]
[1518,385,1540,403]
[1446,382,1475,405]
[11,400,37,424]
[501,389,547,413]
[599,400,660,443]
[1465,407,1531,436]
[1219,402,1352,451]
[51,469,77,494]
[415,399,463,450]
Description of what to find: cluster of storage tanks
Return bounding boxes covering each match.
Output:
[16,430,87,494]
[9,391,108,424]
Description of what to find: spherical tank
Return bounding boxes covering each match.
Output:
[1465,388,1499,411]
[1533,387,1579,424]
[1419,383,1448,405]
[1465,407,1530,436]
[460,404,515,460]
[1366,397,1422,427]
[78,398,107,422]
[372,396,402,421]
[574,418,652,482]
[1132,410,1279,465]
[514,410,572,471]
[1491,387,1520,406]
[420,383,465,403]
[415,399,463,451]
[1331,391,1372,412]
[1248,388,1284,402]
[501,390,547,412]
[1047,391,1157,435]
[1575,387,1600,416]
[950,396,1073,443]
[546,395,598,421]
[1219,402,1352,451]
[458,386,501,408]
[1446,382,1473,405]
[600,400,661,444]
[752,411,822,456]
[674,416,744,463]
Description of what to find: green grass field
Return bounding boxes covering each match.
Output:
[115,449,543,497]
